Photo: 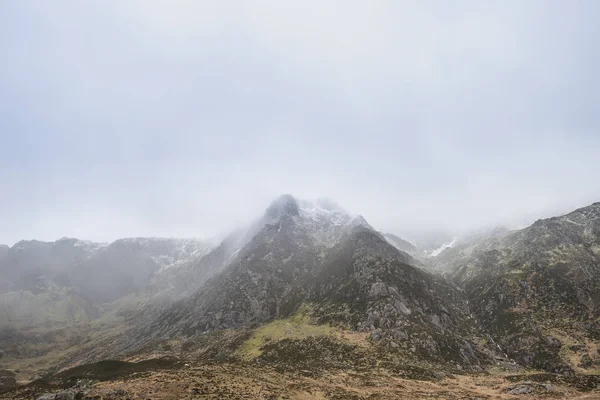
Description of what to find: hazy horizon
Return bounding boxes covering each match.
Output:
[2,193,597,248]
[2,1,599,245]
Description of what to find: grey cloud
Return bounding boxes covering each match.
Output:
[0,1,599,245]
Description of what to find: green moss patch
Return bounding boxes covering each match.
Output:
[235,305,335,360]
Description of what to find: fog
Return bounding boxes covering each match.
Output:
[1,1,599,245]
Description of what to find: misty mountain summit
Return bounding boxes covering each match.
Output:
[3,196,600,398]
[265,194,300,219]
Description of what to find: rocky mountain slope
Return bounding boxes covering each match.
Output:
[433,202,600,373]
[95,195,496,372]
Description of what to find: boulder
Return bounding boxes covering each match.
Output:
[506,382,533,395]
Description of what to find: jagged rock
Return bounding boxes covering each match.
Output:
[507,382,533,395]
[391,329,408,340]
[540,383,556,391]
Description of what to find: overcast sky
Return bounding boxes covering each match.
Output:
[1,1,599,245]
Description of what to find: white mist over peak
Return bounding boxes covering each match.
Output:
[229,195,377,250]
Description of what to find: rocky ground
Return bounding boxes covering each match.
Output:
[2,304,600,399]
[3,361,600,400]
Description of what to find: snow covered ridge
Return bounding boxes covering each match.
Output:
[292,197,375,245]
[6,237,217,274]
[298,198,354,225]
[67,238,109,252]
[262,195,358,227]
[12,238,109,253]
[108,237,218,273]
[153,238,218,273]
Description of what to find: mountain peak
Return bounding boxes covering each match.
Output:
[57,237,78,242]
[265,194,300,220]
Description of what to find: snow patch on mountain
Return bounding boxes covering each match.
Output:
[296,198,370,246]
[430,238,457,257]
[69,239,109,253]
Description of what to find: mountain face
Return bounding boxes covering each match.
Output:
[116,196,492,370]
[308,225,492,368]
[433,202,600,372]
